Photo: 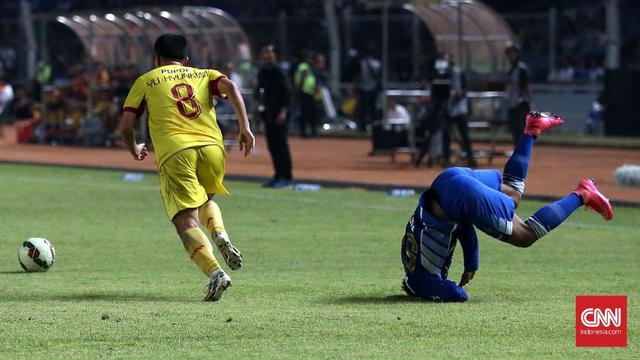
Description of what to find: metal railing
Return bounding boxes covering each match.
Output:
[379,89,507,163]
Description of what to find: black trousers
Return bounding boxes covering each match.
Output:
[443,115,475,163]
[414,106,448,167]
[298,93,319,137]
[508,102,530,145]
[357,89,377,132]
[263,114,293,181]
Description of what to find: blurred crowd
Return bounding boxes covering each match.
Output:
[547,59,605,83]
[0,36,394,146]
[0,60,141,146]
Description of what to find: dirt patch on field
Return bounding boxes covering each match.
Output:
[1,125,638,202]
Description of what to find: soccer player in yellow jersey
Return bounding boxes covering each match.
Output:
[117,34,255,301]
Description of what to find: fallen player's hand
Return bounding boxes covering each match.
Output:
[238,129,255,157]
[133,142,148,161]
[459,271,475,287]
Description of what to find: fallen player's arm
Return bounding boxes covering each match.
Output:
[458,223,479,287]
[217,77,255,156]
[117,111,148,161]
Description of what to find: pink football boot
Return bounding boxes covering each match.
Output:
[573,178,614,221]
[524,111,564,137]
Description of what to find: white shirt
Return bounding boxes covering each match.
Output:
[385,104,411,126]
[0,83,14,114]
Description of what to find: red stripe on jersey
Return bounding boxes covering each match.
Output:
[209,76,227,99]
[123,98,146,118]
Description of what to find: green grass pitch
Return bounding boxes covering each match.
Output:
[0,163,638,359]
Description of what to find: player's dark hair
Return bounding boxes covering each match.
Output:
[154,34,188,61]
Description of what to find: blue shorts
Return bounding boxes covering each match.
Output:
[431,167,515,241]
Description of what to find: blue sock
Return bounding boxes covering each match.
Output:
[503,134,535,193]
[524,193,583,238]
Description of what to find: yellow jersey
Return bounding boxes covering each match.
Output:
[123,64,227,166]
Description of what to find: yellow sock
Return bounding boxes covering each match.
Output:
[179,227,220,276]
[199,200,226,233]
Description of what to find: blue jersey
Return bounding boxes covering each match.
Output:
[402,194,479,279]
[401,167,516,301]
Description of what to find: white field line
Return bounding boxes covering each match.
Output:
[1,173,638,232]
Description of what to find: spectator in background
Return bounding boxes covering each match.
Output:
[0,76,14,136]
[34,54,52,102]
[0,47,16,79]
[36,88,65,144]
[340,87,357,119]
[588,59,605,82]
[313,53,336,125]
[585,96,604,135]
[356,50,381,132]
[223,62,244,89]
[294,51,318,137]
[314,53,329,89]
[93,62,110,86]
[10,86,34,121]
[573,60,589,82]
[11,85,41,142]
[256,44,293,188]
[0,76,14,115]
[445,54,476,168]
[111,65,138,105]
[384,97,410,127]
[236,43,253,89]
[556,60,574,82]
[342,48,360,83]
[83,87,111,145]
[414,54,452,168]
[36,55,52,86]
[548,60,572,83]
[70,73,89,102]
[504,45,532,144]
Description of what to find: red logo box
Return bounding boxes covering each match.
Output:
[576,296,627,347]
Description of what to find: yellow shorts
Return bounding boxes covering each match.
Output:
[158,145,229,220]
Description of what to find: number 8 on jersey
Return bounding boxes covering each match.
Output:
[171,83,201,119]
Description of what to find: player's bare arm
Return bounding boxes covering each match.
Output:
[117,111,149,161]
[217,77,255,156]
[459,271,475,287]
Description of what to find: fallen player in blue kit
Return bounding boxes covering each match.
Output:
[401,111,614,302]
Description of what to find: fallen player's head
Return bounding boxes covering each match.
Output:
[154,33,188,65]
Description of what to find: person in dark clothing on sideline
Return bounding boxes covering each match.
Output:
[414,53,452,168]
[443,53,476,168]
[356,50,381,132]
[505,45,532,145]
[256,44,293,188]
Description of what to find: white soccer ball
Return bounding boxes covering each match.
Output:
[613,164,640,188]
[18,237,56,272]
